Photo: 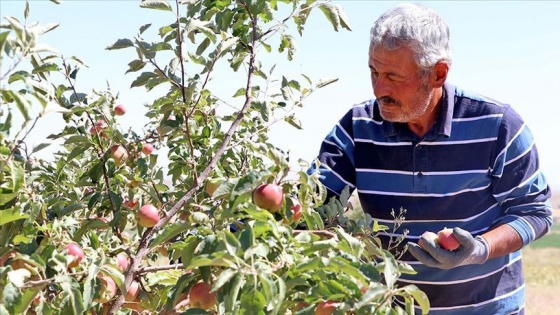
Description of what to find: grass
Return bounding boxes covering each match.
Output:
[527,223,560,249]
[523,220,560,314]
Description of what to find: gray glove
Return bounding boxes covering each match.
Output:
[408,227,490,269]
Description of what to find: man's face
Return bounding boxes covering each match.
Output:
[369,45,434,123]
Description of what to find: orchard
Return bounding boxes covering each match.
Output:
[0,1,429,314]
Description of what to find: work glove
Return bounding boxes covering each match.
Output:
[407,227,490,269]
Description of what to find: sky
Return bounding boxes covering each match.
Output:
[1,0,559,190]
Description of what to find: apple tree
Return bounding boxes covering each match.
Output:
[0,0,429,314]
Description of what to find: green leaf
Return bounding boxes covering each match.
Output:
[13,284,44,314]
[140,0,172,11]
[318,3,341,31]
[31,62,59,74]
[213,268,237,292]
[139,23,152,34]
[224,273,243,312]
[149,222,193,249]
[0,209,29,226]
[31,142,51,154]
[284,114,302,129]
[180,237,201,269]
[240,289,266,315]
[7,70,31,84]
[131,72,157,88]
[106,38,134,50]
[355,282,387,309]
[125,59,147,74]
[4,90,31,121]
[404,285,430,314]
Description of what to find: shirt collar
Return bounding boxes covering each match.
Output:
[380,83,455,139]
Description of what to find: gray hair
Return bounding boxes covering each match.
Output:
[370,3,452,73]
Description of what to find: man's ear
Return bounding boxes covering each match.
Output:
[431,62,449,88]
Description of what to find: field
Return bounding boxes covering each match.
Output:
[523,190,560,315]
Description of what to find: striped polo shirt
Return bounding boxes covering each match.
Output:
[309,83,553,314]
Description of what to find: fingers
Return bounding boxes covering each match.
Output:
[407,242,441,268]
[452,227,476,251]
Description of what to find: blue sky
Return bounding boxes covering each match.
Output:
[1,1,559,190]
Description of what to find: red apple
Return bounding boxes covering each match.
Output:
[253,183,283,212]
[289,197,302,221]
[115,253,128,271]
[123,198,138,209]
[315,301,339,315]
[137,204,159,228]
[113,104,126,116]
[437,228,460,251]
[125,280,141,301]
[141,143,154,155]
[95,274,117,303]
[110,144,129,166]
[418,231,438,251]
[65,243,84,268]
[89,120,109,139]
[293,301,309,313]
[189,281,217,310]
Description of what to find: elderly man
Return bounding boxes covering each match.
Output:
[309,3,553,314]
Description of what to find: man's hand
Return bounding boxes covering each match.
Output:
[408,227,490,269]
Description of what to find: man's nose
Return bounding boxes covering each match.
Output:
[372,75,391,97]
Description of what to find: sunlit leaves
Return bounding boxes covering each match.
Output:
[140,0,172,12]
[105,38,134,50]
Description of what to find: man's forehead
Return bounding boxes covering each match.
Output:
[368,46,417,71]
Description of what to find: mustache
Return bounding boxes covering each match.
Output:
[378,96,401,106]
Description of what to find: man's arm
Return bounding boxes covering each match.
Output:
[481,224,523,259]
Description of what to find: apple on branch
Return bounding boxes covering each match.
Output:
[141,143,154,155]
[253,183,284,212]
[137,204,160,228]
[110,144,129,166]
[94,274,117,303]
[113,104,126,116]
[189,281,217,310]
[64,243,84,268]
[315,300,340,315]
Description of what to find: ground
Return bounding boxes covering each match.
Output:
[523,190,560,315]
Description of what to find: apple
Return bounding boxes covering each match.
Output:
[125,280,141,301]
[437,228,460,251]
[89,120,109,139]
[95,274,117,303]
[110,145,129,166]
[205,178,224,197]
[123,198,138,209]
[113,104,126,116]
[115,253,128,271]
[141,143,154,155]
[418,231,439,251]
[189,281,217,310]
[315,300,339,315]
[286,197,302,223]
[293,301,309,313]
[137,204,160,228]
[65,243,84,268]
[253,183,283,212]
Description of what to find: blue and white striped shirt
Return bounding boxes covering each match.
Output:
[310,83,553,314]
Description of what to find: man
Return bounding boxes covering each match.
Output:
[309,3,553,314]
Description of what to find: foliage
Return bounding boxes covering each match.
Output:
[0,0,428,314]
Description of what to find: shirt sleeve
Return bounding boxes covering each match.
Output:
[308,109,357,200]
[490,106,553,246]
